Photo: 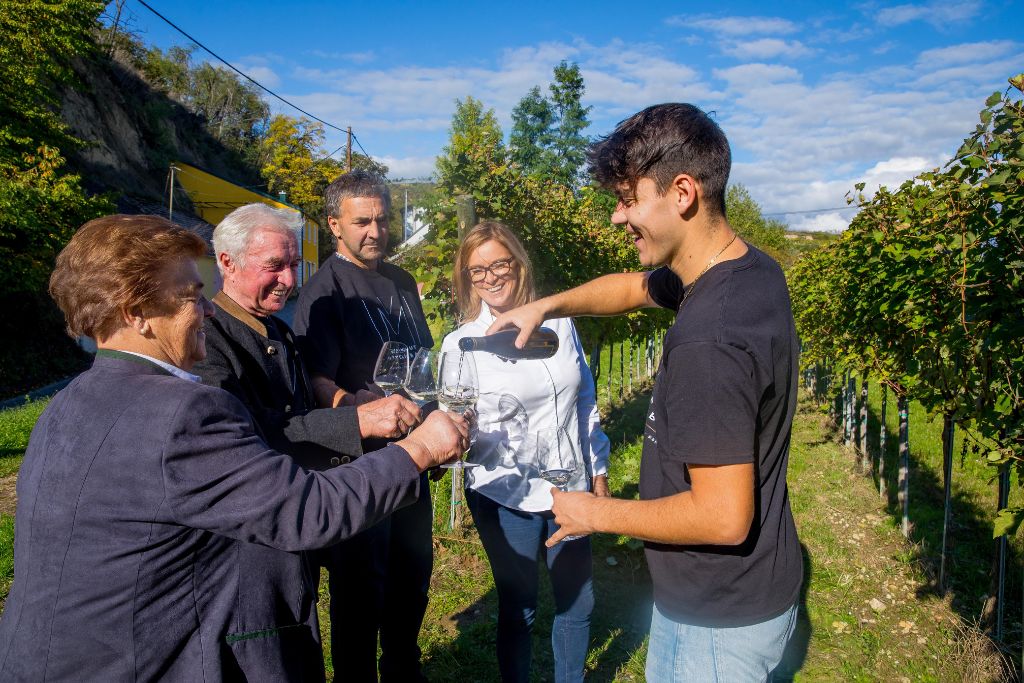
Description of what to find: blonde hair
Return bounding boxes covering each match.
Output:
[453,221,536,323]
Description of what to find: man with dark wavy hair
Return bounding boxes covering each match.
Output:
[490,103,803,681]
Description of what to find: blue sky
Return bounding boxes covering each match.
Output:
[116,0,1023,231]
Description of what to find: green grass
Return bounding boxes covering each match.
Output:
[0,514,14,603]
[0,398,48,478]
[0,383,1011,680]
[824,376,1023,646]
[780,393,1006,681]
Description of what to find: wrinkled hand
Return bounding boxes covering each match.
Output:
[357,394,422,439]
[397,410,471,471]
[592,474,610,498]
[546,488,598,546]
[485,301,548,349]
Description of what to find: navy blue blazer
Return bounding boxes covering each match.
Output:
[0,353,421,681]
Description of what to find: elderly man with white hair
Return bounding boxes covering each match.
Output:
[192,202,427,680]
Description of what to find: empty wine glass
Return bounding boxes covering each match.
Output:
[437,350,479,469]
[405,348,439,409]
[535,427,583,540]
[373,341,409,397]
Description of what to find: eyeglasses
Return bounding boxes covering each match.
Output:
[466,258,514,283]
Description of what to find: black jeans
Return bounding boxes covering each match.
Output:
[322,473,433,682]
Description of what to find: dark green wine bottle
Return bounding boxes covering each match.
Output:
[458,327,558,359]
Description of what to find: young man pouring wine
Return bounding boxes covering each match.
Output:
[488,104,803,682]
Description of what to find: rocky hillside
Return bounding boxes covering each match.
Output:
[59,52,260,205]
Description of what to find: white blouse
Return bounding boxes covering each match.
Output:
[440,303,610,513]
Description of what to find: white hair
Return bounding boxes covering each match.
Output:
[213,203,302,273]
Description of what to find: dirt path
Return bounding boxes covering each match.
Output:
[0,476,16,517]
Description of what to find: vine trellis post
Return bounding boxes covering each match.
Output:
[996,467,1010,642]
[939,415,955,592]
[859,374,869,474]
[879,385,888,499]
[898,396,910,538]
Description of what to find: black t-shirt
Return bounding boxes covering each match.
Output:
[293,256,433,395]
[640,244,803,628]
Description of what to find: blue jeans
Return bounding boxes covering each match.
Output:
[466,488,594,683]
[645,602,798,682]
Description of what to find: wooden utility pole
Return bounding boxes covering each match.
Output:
[168,165,178,221]
[346,127,352,172]
[455,195,476,237]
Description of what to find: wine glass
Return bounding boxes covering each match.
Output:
[535,427,583,540]
[405,348,438,409]
[373,341,409,397]
[437,350,479,469]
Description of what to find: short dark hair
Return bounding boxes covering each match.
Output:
[49,214,206,341]
[587,103,731,217]
[324,170,391,219]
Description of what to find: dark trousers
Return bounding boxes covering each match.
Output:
[323,473,433,682]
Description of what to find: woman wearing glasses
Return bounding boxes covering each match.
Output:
[440,221,610,683]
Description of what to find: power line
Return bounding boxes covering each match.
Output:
[764,205,861,217]
[351,133,371,159]
[133,0,349,135]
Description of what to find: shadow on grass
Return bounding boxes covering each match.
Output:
[423,389,655,682]
[814,382,1020,676]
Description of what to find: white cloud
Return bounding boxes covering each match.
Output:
[713,63,802,87]
[234,65,281,89]
[379,155,436,180]
[256,20,1015,234]
[916,40,1020,67]
[875,1,981,28]
[306,50,377,64]
[721,39,813,61]
[672,15,799,36]
[786,211,853,233]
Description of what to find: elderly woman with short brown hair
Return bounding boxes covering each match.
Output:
[0,214,468,681]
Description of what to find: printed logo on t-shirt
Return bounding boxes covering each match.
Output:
[360,293,426,348]
[644,398,657,446]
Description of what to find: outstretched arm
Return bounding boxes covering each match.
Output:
[546,462,755,546]
[487,271,657,349]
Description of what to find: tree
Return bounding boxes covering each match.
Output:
[435,96,506,197]
[725,185,787,261]
[0,146,112,295]
[549,61,591,186]
[138,45,270,158]
[510,86,556,176]
[0,0,104,165]
[0,1,114,393]
[507,62,591,188]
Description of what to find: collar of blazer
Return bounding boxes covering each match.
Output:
[213,290,278,339]
[95,348,173,376]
